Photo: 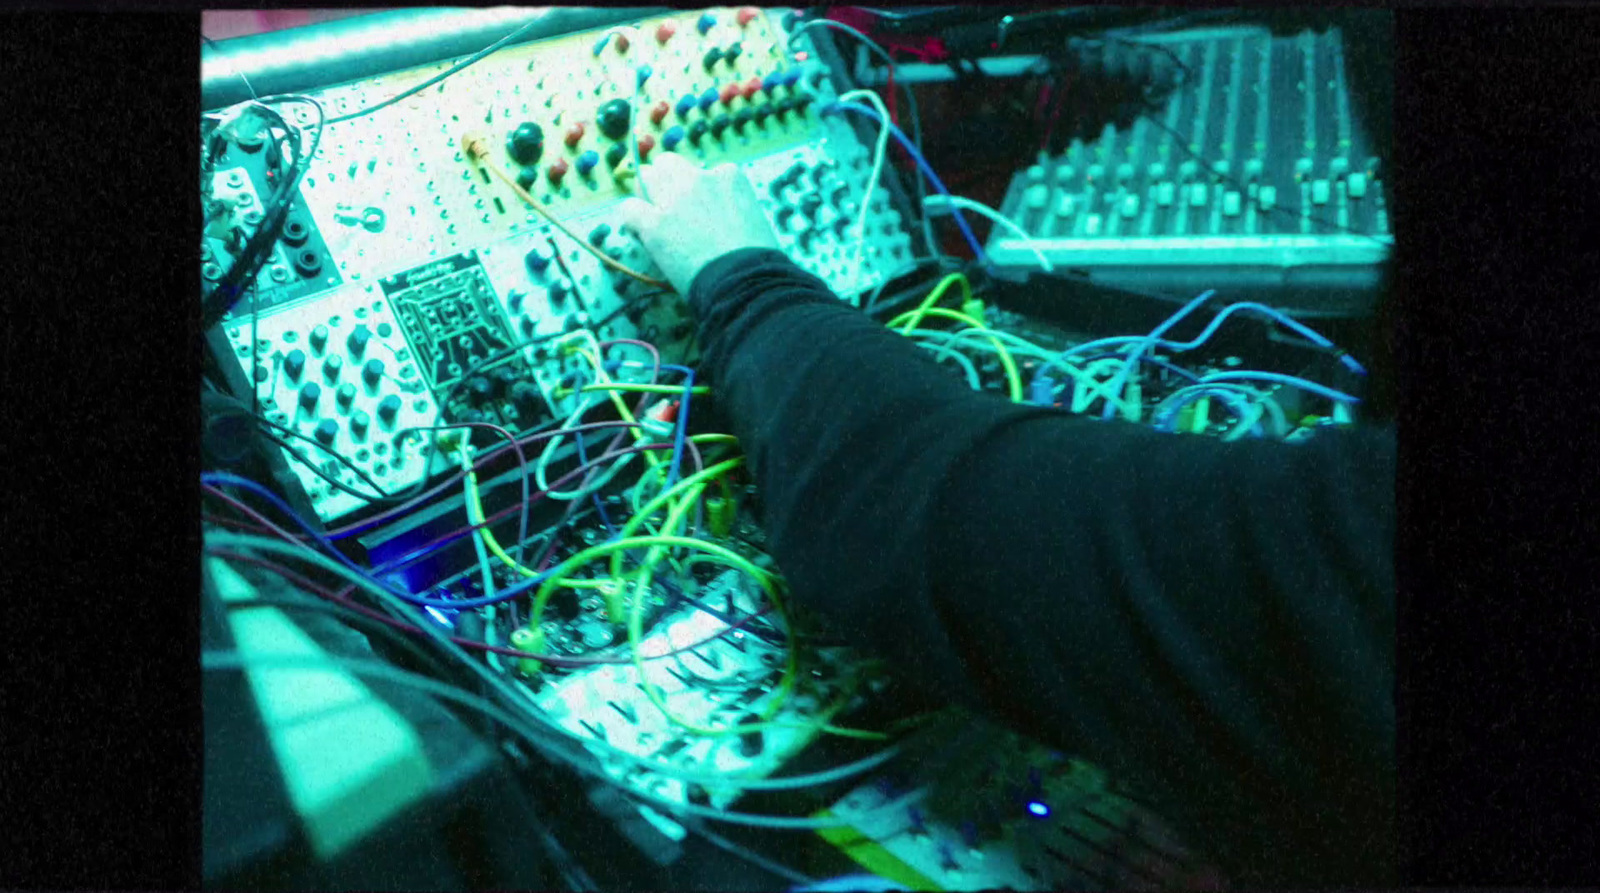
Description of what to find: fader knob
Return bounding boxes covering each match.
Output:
[595,99,631,140]
[347,325,370,358]
[314,419,338,445]
[507,122,545,165]
[284,349,306,381]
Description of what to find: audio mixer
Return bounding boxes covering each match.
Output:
[989,25,1392,296]
[204,7,918,523]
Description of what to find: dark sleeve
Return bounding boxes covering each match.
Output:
[688,249,1395,886]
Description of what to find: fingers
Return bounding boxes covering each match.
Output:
[616,196,660,239]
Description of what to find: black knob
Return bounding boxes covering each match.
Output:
[507,122,545,165]
[511,381,542,408]
[516,167,538,192]
[363,358,384,387]
[703,47,723,70]
[605,142,628,169]
[799,193,823,217]
[709,115,730,139]
[298,382,321,412]
[376,394,401,423]
[520,316,537,338]
[493,367,519,391]
[687,120,709,146]
[732,109,752,133]
[595,99,631,141]
[347,325,370,358]
[525,247,551,276]
[467,376,493,401]
[589,223,611,246]
[336,383,356,408]
[792,93,814,113]
[724,42,742,64]
[314,419,338,445]
[284,348,306,380]
[549,279,571,306]
[563,314,586,333]
[323,354,342,382]
[752,103,774,124]
[774,97,795,119]
[506,290,524,312]
[281,216,310,247]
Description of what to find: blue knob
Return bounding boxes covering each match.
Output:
[284,348,306,380]
[662,125,685,151]
[781,68,802,88]
[524,247,550,275]
[675,94,697,119]
[762,71,783,94]
[696,12,716,35]
[298,382,321,411]
[636,64,653,88]
[314,419,339,445]
[698,87,719,113]
[576,150,599,176]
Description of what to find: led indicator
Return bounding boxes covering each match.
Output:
[1026,801,1051,818]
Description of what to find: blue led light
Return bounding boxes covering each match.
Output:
[1026,801,1051,818]
[424,606,454,626]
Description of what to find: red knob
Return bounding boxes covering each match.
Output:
[547,158,569,184]
[655,22,676,44]
[719,83,740,105]
[637,134,657,161]
[564,121,586,148]
[613,33,630,54]
[736,7,759,28]
[741,77,762,101]
[649,100,670,126]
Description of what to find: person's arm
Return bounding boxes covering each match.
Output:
[622,158,1395,885]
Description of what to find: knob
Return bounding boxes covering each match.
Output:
[637,133,656,160]
[467,376,494,401]
[511,381,542,408]
[298,382,321,412]
[741,77,762,101]
[697,88,719,113]
[792,92,814,114]
[687,120,709,146]
[314,419,338,445]
[350,409,370,436]
[549,279,572,306]
[323,354,342,382]
[649,100,670,126]
[605,143,627,169]
[376,394,401,424]
[506,290,524,312]
[719,83,740,105]
[589,223,611,246]
[520,316,537,338]
[725,42,742,64]
[675,94,698,119]
[596,99,631,140]
[363,358,384,387]
[773,97,795,119]
[736,7,759,27]
[547,158,569,185]
[635,64,652,88]
[507,122,544,165]
[751,103,773,124]
[347,325,370,358]
[654,21,676,44]
[576,150,599,176]
[781,69,802,89]
[493,367,519,391]
[696,12,716,35]
[761,71,783,94]
[708,116,730,139]
[336,382,356,408]
[732,109,752,133]
[525,247,551,276]
[564,121,586,148]
[309,324,328,353]
[703,47,723,71]
[284,348,306,380]
[516,167,537,192]
[798,193,822,218]
[662,125,685,151]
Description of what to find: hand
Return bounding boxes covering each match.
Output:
[618,152,780,295]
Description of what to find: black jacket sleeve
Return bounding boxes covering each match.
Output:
[687,248,1396,886]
